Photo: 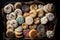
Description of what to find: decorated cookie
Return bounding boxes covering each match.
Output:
[36,8,44,17]
[22,5,29,12]
[46,30,54,38]
[37,24,45,32]
[46,13,55,21]
[9,12,16,20]
[7,25,14,30]
[29,29,38,39]
[4,4,14,13]
[30,4,37,10]
[10,20,17,28]
[14,2,22,9]
[6,29,14,38]
[41,16,48,24]
[29,10,37,18]
[23,29,29,37]
[14,9,22,16]
[16,15,24,25]
[43,3,53,12]
[22,23,28,29]
[25,16,33,25]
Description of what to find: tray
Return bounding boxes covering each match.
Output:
[2,0,57,40]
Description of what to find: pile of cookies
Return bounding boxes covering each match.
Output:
[3,2,55,39]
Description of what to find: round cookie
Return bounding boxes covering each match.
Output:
[36,8,44,17]
[30,4,37,10]
[4,4,14,13]
[14,2,22,9]
[37,24,45,32]
[15,26,23,32]
[43,3,53,12]
[41,16,48,24]
[22,5,29,12]
[10,20,17,28]
[46,13,55,21]
[6,29,14,38]
[22,23,28,29]
[37,24,45,38]
[14,9,22,16]
[16,15,24,25]
[34,17,40,24]
[29,29,38,39]
[7,25,14,30]
[9,12,16,20]
[6,20,11,25]
[23,29,29,37]
[29,10,37,18]
[46,30,54,38]
[25,16,33,25]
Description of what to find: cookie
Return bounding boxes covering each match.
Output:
[9,12,16,20]
[10,20,17,28]
[14,9,22,16]
[6,29,14,38]
[16,15,24,25]
[25,16,33,25]
[4,4,14,13]
[37,24,45,32]
[43,3,53,12]
[29,10,37,18]
[14,2,22,9]
[29,29,38,39]
[7,25,14,30]
[46,30,54,38]
[30,4,37,10]
[23,29,29,37]
[41,16,48,24]
[22,23,28,29]
[36,8,44,17]
[22,5,29,12]
[46,13,55,21]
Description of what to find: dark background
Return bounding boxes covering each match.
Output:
[0,0,58,40]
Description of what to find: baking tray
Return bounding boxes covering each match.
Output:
[2,0,57,40]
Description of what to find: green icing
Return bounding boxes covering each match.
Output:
[16,17,24,24]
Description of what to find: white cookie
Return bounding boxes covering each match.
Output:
[25,16,33,25]
[41,16,48,24]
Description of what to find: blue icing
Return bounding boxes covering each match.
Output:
[16,17,24,24]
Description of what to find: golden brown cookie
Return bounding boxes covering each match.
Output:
[14,2,22,9]
[29,10,37,18]
[22,23,28,29]
[29,29,38,39]
[36,8,44,17]
[30,4,37,10]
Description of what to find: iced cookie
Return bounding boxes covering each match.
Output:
[41,16,48,24]
[46,13,55,21]
[25,16,33,25]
